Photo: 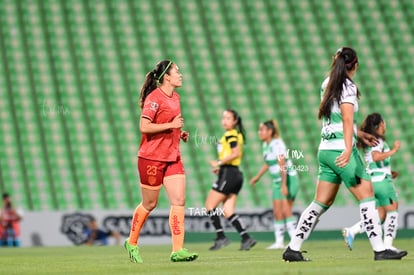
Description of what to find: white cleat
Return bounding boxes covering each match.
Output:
[342,227,354,251]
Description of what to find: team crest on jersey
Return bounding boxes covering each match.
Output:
[150,102,159,111]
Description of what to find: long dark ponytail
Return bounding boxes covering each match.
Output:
[357,113,384,149]
[139,60,173,109]
[318,47,360,119]
[227,109,246,143]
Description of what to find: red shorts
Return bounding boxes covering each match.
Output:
[138,157,185,190]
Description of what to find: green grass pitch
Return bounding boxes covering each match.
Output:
[1,239,413,275]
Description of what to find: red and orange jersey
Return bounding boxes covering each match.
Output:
[138,88,182,162]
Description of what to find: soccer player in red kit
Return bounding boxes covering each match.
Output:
[124,60,198,263]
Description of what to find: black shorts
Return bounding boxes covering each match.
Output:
[212,165,243,195]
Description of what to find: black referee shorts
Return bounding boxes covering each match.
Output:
[212,165,243,195]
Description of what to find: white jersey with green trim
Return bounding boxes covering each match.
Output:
[318,77,359,150]
[262,138,297,182]
[364,138,391,182]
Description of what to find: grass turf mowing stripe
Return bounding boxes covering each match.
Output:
[0,239,412,274]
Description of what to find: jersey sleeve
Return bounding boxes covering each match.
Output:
[272,139,287,158]
[225,130,238,148]
[141,95,160,122]
[370,138,383,153]
[339,81,357,105]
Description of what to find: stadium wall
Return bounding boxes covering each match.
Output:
[18,205,414,247]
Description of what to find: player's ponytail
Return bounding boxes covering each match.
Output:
[357,113,384,149]
[318,47,360,120]
[227,109,246,143]
[139,60,173,109]
[237,116,246,144]
[263,119,281,138]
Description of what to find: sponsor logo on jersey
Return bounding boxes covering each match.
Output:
[150,102,159,112]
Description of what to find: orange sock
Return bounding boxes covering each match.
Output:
[128,203,150,246]
[170,205,185,252]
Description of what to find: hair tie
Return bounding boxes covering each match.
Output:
[150,69,156,78]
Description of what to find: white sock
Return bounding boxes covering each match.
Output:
[359,198,385,252]
[349,221,364,236]
[274,220,285,245]
[288,201,328,251]
[285,216,297,239]
[383,211,398,249]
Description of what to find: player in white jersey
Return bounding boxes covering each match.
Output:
[342,113,406,254]
[250,120,299,249]
[282,47,406,261]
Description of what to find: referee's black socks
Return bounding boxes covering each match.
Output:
[228,213,250,241]
[208,209,226,239]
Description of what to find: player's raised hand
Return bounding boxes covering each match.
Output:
[358,130,379,147]
[393,140,401,152]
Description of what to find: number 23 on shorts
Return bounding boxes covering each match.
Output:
[146,165,157,176]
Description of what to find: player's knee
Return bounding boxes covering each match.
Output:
[205,201,216,212]
[143,200,158,211]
